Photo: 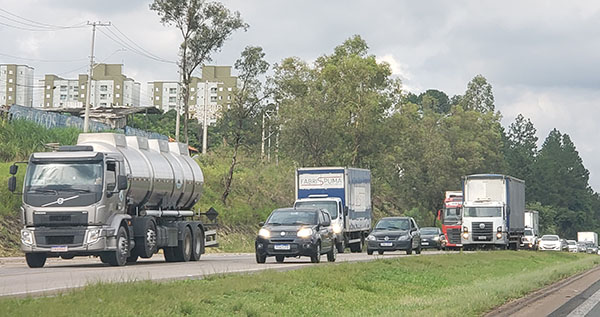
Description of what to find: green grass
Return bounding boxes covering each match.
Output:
[1,251,597,316]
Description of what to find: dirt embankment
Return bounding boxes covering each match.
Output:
[0,214,20,256]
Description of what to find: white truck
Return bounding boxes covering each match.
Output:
[294,167,371,253]
[521,210,539,249]
[461,174,525,250]
[577,232,598,252]
[7,133,218,268]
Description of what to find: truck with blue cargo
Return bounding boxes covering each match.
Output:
[293,167,372,253]
[461,174,525,250]
[7,133,218,268]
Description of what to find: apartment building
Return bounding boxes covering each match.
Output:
[148,65,237,125]
[0,64,34,107]
[38,64,140,108]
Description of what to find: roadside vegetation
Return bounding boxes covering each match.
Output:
[1,252,597,316]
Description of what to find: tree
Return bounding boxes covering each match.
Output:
[459,74,495,113]
[150,0,247,143]
[504,114,538,196]
[419,89,451,114]
[219,46,270,204]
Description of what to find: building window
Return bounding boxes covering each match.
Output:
[8,78,13,83]
[46,85,51,90]
[169,96,176,103]
[60,95,67,100]
[8,96,12,100]
[210,96,217,102]
[100,103,107,107]
[210,87,217,93]
[8,70,13,75]
[219,87,223,91]
[227,87,232,91]
[46,94,50,98]
[81,94,85,98]
[169,88,177,94]
[218,96,222,100]
[155,96,160,100]
[60,85,67,92]
[116,84,120,90]
[100,85,108,92]
[227,95,231,100]
[8,87,13,92]
[100,94,107,99]
[19,71,23,75]
[191,87,195,92]
[115,93,120,98]
[81,85,85,89]
[191,96,194,100]
[155,87,159,92]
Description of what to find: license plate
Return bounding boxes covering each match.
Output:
[51,246,68,252]
[274,244,290,250]
[478,236,487,240]
[422,242,429,245]
[380,242,393,247]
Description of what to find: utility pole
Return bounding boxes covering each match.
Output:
[261,112,265,160]
[202,81,208,154]
[83,21,110,133]
[176,70,182,141]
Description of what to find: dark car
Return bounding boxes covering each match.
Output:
[255,207,336,264]
[420,227,444,250]
[366,217,421,255]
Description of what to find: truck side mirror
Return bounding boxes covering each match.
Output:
[117,175,128,191]
[344,206,348,216]
[259,221,265,227]
[9,164,18,175]
[7,176,16,192]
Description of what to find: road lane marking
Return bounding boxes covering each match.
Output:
[566,288,600,317]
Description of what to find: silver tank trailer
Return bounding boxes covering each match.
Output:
[77,133,204,210]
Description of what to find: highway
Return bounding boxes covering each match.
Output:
[0,250,447,298]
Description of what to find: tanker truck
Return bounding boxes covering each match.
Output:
[7,133,217,268]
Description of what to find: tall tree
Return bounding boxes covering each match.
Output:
[459,74,495,113]
[219,46,269,204]
[504,114,538,196]
[150,0,247,143]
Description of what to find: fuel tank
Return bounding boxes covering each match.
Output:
[77,133,203,210]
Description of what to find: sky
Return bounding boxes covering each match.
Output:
[1,1,599,191]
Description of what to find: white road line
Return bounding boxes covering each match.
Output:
[567,288,600,317]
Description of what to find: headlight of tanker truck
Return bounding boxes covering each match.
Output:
[21,229,33,246]
[462,226,469,239]
[86,229,103,244]
[332,223,342,234]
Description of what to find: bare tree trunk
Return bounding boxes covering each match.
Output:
[221,142,239,204]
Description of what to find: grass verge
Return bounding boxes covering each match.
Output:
[0,251,597,316]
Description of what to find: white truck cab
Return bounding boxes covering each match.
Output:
[294,196,344,243]
[461,200,507,248]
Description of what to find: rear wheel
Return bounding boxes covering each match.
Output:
[311,243,321,263]
[103,226,129,266]
[327,244,337,262]
[173,226,193,262]
[136,220,157,259]
[378,250,384,255]
[367,249,374,255]
[276,255,285,263]
[191,226,203,261]
[416,242,422,255]
[25,253,46,268]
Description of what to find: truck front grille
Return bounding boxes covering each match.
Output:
[46,236,74,245]
[447,228,461,244]
[472,222,493,241]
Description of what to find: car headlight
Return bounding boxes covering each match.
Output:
[86,229,103,244]
[258,228,271,238]
[433,236,440,241]
[332,223,342,234]
[367,235,376,241]
[21,229,33,246]
[398,235,410,241]
[462,232,469,239]
[297,228,313,238]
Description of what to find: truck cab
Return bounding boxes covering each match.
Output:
[440,191,462,249]
[461,200,506,249]
[294,196,344,247]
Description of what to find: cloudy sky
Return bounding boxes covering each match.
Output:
[1,1,599,191]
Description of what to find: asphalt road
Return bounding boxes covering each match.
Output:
[0,250,448,298]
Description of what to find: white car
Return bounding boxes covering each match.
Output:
[538,235,561,251]
[567,240,578,252]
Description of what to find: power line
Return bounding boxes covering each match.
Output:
[111,23,173,63]
[98,27,176,64]
[0,52,87,63]
[0,8,86,30]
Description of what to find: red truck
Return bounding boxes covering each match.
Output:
[438,191,463,250]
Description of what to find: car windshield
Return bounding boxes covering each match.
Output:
[25,162,103,192]
[541,236,559,241]
[524,229,533,236]
[266,210,318,225]
[375,219,409,230]
[463,207,502,217]
[295,201,338,218]
[568,241,576,245]
[420,228,439,235]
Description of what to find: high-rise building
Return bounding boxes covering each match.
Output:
[38,64,140,108]
[148,65,237,125]
[0,64,34,107]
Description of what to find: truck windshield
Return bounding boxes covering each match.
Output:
[463,207,502,218]
[295,201,338,218]
[444,207,461,224]
[25,162,103,192]
[267,210,318,225]
[524,229,533,236]
[375,219,409,230]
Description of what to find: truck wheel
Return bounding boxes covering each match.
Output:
[311,243,321,263]
[256,252,266,264]
[367,249,374,255]
[105,226,129,266]
[191,226,204,261]
[25,253,46,268]
[137,220,157,259]
[173,226,193,262]
[327,244,337,262]
[276,255,285,263]
[416,243,422,255]
[336,240,345,253]
[163,247,177,262]
[378,250,384,255]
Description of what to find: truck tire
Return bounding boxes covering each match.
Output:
[327,244,337,262]
[173,226,192,262]
[256,252,266,264]
[25,253,46,268]
[350,239,364,253]
[416,242,422,254]
[276,255,285,263]
[311,243,321,263]
[103,226,129,266]
[191,226,203,261]
[378,250,384,255]
[163,247,177,262]
[136,219,157,259]
[336,240,345,254]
